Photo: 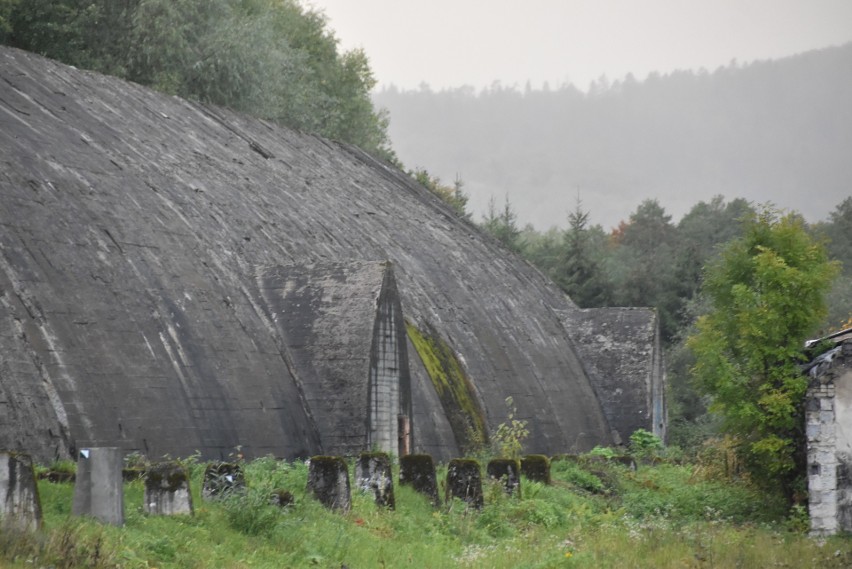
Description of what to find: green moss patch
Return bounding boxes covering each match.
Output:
[406,320,488,453]
[144,463,189,493]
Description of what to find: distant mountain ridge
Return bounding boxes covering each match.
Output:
[374,43,852,229]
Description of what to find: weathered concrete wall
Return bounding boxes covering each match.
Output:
[0,286,72,460]
[0,452,42,531]
[369,264,411,455]
[559,307,666,444]
[259,261,410,456]
[0,46,612,462]
[408,343,460,462]
[807,340,852,535]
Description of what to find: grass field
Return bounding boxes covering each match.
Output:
[2,455,851,568]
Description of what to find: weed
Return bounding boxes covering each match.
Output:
[785,503,811,533]
[491,396,530,459]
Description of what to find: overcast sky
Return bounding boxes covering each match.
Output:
[308,0,852,91]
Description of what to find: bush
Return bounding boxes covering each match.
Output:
[629,429,664,459]
[554,461,606,494]
[588,446,617,459]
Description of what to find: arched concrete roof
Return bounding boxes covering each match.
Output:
[0,47,611,462]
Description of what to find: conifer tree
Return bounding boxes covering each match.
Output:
[481,195,522,253]
[557,197,611,307]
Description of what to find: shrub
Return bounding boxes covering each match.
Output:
[553,461,606,494]
[588,446,617,459]
[620,463,785,523]
[629,429,664,460]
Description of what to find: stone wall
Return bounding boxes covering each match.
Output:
[806,340,852,535]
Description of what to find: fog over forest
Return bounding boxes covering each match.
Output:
[374,43,852,230]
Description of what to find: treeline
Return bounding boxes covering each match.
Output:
[374,43,852,231]
[0,0,392,158]
[466,189,852,449]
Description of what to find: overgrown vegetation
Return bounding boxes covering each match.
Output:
[0,0,392,159]
[689,208,839,500]
[485,195,851,482]
[3,453,852,569]
[410,169,471,220]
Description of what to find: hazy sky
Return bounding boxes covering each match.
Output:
[308,0,852,91]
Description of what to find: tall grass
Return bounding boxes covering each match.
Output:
[1,456,850,568]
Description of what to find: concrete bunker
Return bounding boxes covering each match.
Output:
[259,261,412,457]
[0,46,663,464]
[559,307,667,444]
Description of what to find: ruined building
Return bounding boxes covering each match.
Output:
[0,47,665,463]
[805,329,852,535]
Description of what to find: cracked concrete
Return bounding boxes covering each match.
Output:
[0,47,659,463]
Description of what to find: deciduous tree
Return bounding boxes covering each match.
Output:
[688,208,839,498]
[1,0,392,157]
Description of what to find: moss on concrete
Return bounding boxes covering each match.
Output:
[406,321,488,453]
[521,454,552,485]
[144,463,189,493]
[399,454,440,507]
[487,458,522,497]
[446,458,484,509]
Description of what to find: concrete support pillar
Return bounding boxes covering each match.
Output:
[369,298,400,454]
[521,454,552,484]
[0,452,42,531]
[398,415,411,456]
[72,447,124,526]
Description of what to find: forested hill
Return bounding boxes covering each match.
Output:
[374,43,852,230]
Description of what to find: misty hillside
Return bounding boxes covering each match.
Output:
[374,43,852,230]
